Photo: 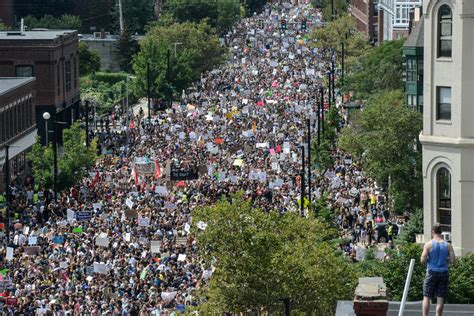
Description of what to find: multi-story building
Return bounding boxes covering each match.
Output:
[402,13,423,112]
[420,0,474,255]
[393,0,423,39]
[350,0,379,44]
[0,77,36,190]
[377,0,395,42]
[0,30,80,144]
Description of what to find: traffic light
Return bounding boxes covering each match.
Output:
[301,19,307,30]
[280,19,287,31]
[259,19,264,29]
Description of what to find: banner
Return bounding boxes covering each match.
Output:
[170,167,199,181]
[76,211,92,222]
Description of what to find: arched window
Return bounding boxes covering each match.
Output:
[437,167,451,231]
[438,5,452,58]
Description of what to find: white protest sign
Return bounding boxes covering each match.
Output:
[138,216,150,227]
[155,186,168,196]
[177,254,187,262]
[150,241,161,253]
[60,261,68,269]
[96,236,110,247]
[197,221,207,230]
[6,247,13,260]
[67,209,75,222]
[28,236,37,245]
[93,262,110,274]
[125,233,131,242]
[125,198,134,209]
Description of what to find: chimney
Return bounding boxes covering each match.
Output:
[353,277,388,316]
[21,18,24,34]
[100,28,106,39]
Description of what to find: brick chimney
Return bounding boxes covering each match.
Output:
[353,277,389,316]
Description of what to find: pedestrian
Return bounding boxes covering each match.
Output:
[421,225,456,316]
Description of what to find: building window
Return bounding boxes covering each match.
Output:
[438,5,452,58]
[15,65,33,77]
[406,58,417,82]
[65,60,71,92]
[436,87,451,120]
[437,167,451,232]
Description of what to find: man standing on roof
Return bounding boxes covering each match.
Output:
[421,224,456,316]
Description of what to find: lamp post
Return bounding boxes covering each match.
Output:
[300,144,306,217]
[42,112,51,145]
[306,118,311,206]
[4,144,10,249]
[85,100,90,147]
[327,69,332,109]
[147,62,151,122]
[43,112,67,202]
[341,42,345,87]
[318,87,322,147]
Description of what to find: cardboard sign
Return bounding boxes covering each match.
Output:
[24,246,41,256]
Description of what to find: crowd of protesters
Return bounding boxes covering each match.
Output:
[0,1,394,314]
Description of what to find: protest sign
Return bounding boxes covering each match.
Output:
[170,167,199,181]
[93,263,110,274]
[138,216,150,227]
[28,236,37,245]
[24,246,40,256]
[150,241,161,253]
[6,247,13,260]
[96,236,109,247]
[76,211,92,222]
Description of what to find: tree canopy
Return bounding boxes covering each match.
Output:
[79,42,101,76]
[112,0,156,34]
[163,0,240,33]
[23,14,81,30]
[345,39,405,99]
[310,14,369,69]
[193,194,355,314]
[132,20,227,100]
[27,123,96,191]
[338,90,422,213]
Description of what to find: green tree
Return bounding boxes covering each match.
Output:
[79,42,101,76]
[117,27,139,72]
[397,208,423,243]
[0,23,9,31]
[338,90,422,213]
[28,123,96,190]
[23,14,81,29]
[448,254,474,304]
[345,39,405,99]
[132,20,227,99]
[163,0,240,33]
[193,194,355,314]
[112,0,155,34]
[311,14,369,70]
[15,0,75,19]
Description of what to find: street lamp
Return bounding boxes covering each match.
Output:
[42,112,51,145]
[42,112,67,201]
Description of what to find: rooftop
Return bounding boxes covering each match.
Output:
[404,17,424,48]
[0,30,77,41]
[0,77,35,96]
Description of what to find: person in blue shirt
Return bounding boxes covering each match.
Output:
[420,225,456,316]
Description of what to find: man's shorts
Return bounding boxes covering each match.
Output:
[423,271,449,298]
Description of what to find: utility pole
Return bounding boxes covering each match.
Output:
[167,48,171,107]
[85,100,90,147]
[331,53,336,104]
[4,145,10,249]
[300,145,306,217]
[307,118,311,206]
[341,42,345,87]
[147,62,151,122]
[331,0,335,20]
[321,88,325,135]
[283,298,290,316]
[327,70,332,109]
[118,0,124,34]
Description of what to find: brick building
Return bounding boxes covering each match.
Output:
[0,30,80,144]
[0,77,36,191]
[350,0,378,44]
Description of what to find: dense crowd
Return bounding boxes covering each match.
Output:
[1,1,393,314]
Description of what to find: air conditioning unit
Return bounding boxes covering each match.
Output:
[94,32,101,38]
[442,232,451,241]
